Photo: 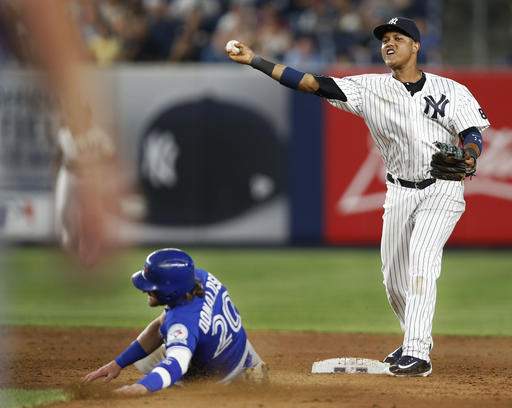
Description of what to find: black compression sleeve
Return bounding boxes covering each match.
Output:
[250,56,275,77]
[314,76,347,101]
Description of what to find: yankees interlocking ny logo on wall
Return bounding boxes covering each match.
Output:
[423,94,449,119]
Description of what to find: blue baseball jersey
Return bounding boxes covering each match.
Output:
[159,269,247,378]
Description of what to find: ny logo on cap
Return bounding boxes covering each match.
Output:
[388,17,398,24]
[424,94,449,119]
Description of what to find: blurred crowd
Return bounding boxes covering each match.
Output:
[0,0,439,70]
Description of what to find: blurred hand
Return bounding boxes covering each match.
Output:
[58,158,119,267]
[82,360,122,383]
[57,125,121,267]
[226,42,255,65]
[76,171,110,266]
[114,384,149,397]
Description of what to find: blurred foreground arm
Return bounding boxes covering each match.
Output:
[18,0,89,133]
[18,0,120,265]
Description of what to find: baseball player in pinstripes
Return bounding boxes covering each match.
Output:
[227,17,490,377]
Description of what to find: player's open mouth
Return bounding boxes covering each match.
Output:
[386,49,395,55]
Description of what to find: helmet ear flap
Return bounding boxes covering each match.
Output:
[154,289,177,304]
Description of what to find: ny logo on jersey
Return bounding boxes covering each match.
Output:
[388,17,398,24]
[423,94,449,119]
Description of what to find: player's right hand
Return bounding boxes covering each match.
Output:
[226,42,254,65]
[82,360,122,383]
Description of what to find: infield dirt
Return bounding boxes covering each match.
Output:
[2,326,511,408]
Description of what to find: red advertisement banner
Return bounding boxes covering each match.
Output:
[324,70,512,245]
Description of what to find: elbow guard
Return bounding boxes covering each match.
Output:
[459,127,483,157]
[314,76,347,101]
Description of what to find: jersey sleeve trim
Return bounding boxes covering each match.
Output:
[154,367,172,388]
[166,346,193,374]
[138,357,184,392]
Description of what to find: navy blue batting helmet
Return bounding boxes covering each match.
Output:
[132,248,196,304]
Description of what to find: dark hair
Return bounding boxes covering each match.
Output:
[165,281,205,308]
[189,280,205,298]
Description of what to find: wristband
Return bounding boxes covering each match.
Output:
[250,56,275,77]
[279,66,305,90]
[460,127,483,154]
[115,341,148,368]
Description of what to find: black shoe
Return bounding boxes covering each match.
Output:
[388,355,432,377]
[383,346,402,365]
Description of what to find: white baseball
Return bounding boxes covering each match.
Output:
[225,40,241,55]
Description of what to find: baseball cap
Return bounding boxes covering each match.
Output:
[373,17,421,42]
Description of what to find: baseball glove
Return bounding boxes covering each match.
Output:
[430,142,476,181]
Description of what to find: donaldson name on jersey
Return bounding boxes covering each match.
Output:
[160,269,247,378]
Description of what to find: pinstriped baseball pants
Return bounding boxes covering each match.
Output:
[381,179,465,361]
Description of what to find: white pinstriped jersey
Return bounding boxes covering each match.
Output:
[328,72,490,181]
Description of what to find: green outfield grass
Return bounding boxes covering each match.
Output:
[0,389,68,408]
[0,247,511,336]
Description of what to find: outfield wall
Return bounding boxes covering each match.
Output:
[1,66,511,245]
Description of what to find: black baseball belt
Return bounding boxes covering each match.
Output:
[386,173,436,190]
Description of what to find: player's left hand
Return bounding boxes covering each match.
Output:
[114,384,149,397]
[82,360,122,383]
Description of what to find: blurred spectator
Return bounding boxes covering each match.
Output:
[2,0,442,67]
[283,34,326,72]
[202,3,257,62]
[170,6,205,61]
[332,0,367,64]
[171,0,222,21]
[0,1,33,64]
[87,18,123,65]
[414,17,441,65]
[136,0,178,60]
[254,3,292,60]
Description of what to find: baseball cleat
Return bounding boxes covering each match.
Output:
[383,346,403,365]
[243,362,269,384]
[388,356,432,377]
